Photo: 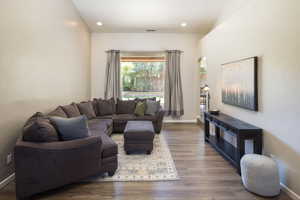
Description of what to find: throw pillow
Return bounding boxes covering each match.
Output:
[24,112,45,127]
[77,101,96,119]
[92,98,101,116]
[50,115,90,141]
[48,107,68,118]
[61,103,81,118]
[134,101,146,116]
[23,118,59,143]
[117,99,136,114]
[145,100,160,115]
[98,98,116,116]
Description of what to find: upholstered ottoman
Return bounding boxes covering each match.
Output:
[241,154,280,197]
[124,121,155,154]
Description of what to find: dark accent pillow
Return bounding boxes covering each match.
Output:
[145,100,160,115]
[98,98,116,116]
[92,98,101,116]
[117,99,136,114]
[24,112,45,127]
[61,103,81,118]
[48,107,67,118]
[134,101,146,116]
[77,101,96,119]
[23,118,59,143]
[50,115,90,141]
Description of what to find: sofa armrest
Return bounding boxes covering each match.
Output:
[15,135,102,151]
[14,136,102,199]
[154,106,165,133]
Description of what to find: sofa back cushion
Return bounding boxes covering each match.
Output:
[48,107,67,118]
[117,99,136,114]
[61,103,81,118]
[145,100,160,115]
[98,98,116,116]
[77,101,96,119]
[23,113,59,142]
[50,115,90,141]
[92,98,100,116]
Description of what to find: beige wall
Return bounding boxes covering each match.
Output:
[0,0,91,181]
[200,0,300,195]
[91,33,202,121]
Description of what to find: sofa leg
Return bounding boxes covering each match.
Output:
[108,170,116,176]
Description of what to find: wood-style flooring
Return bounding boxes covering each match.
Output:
[0,124,291,200]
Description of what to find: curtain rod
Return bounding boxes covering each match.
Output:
[105,50,184,53]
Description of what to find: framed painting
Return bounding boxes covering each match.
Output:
[221,57,258,111]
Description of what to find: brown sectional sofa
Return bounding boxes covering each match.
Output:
[14,98,164,199]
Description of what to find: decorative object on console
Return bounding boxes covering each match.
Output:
[209,109,219,115]
[221,57,258,111]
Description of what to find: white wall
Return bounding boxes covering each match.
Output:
[200,0,300,195]
[0,0,91,181]
[91,33,202,121]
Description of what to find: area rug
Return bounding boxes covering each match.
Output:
[85,134,179,182]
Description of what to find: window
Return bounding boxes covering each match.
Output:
[120,56,165,105]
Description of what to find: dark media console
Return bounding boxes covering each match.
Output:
[204,112,263,173]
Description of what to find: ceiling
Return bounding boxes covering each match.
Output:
[72,0,238,34]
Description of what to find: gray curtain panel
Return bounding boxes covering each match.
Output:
[104,50,121,101]
[164,50,184,118]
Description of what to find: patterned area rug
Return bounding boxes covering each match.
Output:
[86,134,179,182]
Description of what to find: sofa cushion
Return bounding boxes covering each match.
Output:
[98,98,116,116]
[48,107,68,118]
[23,118,59,143]
[61,103,81,118]
[95,115,113,119]
[50,116,90,141]
[92,98,100,116]
[134,101,146,116]
[24,112,45,127]
[113,114,136,121]
[88,119,113,136]
[99,134,118,158]
[145,100,160,116]
[117,99,136,114]
[77,101,96,119]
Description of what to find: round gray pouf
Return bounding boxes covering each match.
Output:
[241,154,280,197]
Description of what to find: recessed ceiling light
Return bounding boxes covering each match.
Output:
[96,21,103,26]
[146,29,157,32]
[181,22,187,27]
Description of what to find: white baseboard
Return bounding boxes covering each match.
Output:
[281,183,300,200]
[163,119,197,123]
[0,173,15,190]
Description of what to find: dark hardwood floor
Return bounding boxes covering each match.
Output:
[0,124,291,200]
